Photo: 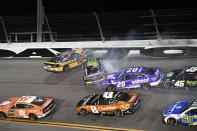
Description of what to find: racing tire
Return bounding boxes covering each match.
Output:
[63,65,69,72]
[167,118,177,125]
[0,112,7,119]
[79,108,88,116]
[106,84,116,92]
[29,114,38,120]
[140,83,151,90]
[115,109,124,117]
[164,81,173,89]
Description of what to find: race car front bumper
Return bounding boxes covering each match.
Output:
[43,66,63,72]
[85,78,105,85]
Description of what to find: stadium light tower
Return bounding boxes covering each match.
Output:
[37,0,43,42]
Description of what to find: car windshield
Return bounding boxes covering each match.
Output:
[118,70,126,79]
[31,97,47,106]
[48,55,64,63]
[181,102,191,113]
[48,54,71,63]
[87,65,100,74]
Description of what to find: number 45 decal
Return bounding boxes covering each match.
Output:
[174,80,185,87]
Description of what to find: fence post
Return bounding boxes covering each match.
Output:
[37,0,43,42]
[45,15,54,42]
[150,9,161,40]
[0,16,10,43]
[93,12,105,42]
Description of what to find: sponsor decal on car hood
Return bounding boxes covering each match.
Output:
[164,101,189,115]
[106,72,121,80]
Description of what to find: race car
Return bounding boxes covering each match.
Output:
[163,98,197,126]
[76,91,141,116]
[44,48,90,73]
[161,66,197,89]
[83,58,106,85]
[0,96,56,120]
[102,67,163,91]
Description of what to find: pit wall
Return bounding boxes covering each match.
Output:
[0,39,197,57]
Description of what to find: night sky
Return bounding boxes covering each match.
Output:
[0,0,196,16]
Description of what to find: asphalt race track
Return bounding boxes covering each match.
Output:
[0,56,197,131]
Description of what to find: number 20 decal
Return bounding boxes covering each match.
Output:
[117,81,125,87]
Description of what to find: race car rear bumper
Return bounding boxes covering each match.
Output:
[38,102,56,118]
[126,96,141,113]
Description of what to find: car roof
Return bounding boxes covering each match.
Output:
[16,96,37,104]
[102,91,128,99]
[87,59,99,67]
[124,67,144,75]
[185,66,197,73]
[103,92,114,98]
[191,99,197,107]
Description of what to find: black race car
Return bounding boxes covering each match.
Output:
[76,91,141,116]
[161,66,197,89]
[83,58,106,86]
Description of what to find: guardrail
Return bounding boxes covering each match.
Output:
[0,39,197,57]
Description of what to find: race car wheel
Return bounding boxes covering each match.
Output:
[0,112,7,119]
[164,81,173,89]
[167,118,177,125]
[63,65,69,72]
[79,108,88,116]
[106,84,116,91]
[115,109,124,117]
[141,83,151,90]
[29,114,38,120]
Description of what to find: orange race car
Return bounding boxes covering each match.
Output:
[76,91,141,116]
[0,96,55,120]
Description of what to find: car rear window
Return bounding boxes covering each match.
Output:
[31,97,47,106]
[142,68,155,75]
[114,92,131,102]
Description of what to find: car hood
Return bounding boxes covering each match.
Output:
[162,69,182,81]
[105,72,122,80]
[85,71,105,77]
[163,101,189,115]
[0,98,18,109]
[77,94,98,107]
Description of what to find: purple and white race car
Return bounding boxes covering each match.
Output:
[102,67,163,91]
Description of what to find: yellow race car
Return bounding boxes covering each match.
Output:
[44,48,90,73]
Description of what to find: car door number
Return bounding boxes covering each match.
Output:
[90,106,99,113]
[182,116,193,123]
[117,81,125,87]
[174,80,185,87]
